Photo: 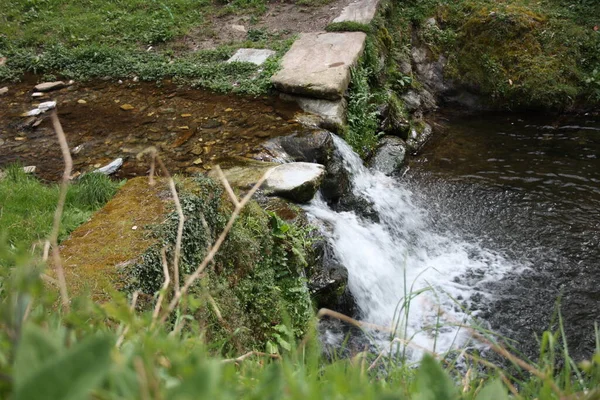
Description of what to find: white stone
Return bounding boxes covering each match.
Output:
[227,48,276,66]
[271,32,366,100]
[93,158,123,175]
[332,0,380,25]
[230,24,247,33]
[0,87,8,95]
[263,162,325,203]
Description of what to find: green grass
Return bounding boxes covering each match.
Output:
[0,0,294,94]
[0,165,120,257]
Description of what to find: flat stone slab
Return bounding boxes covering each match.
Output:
[34,81,66,92]
[271,32,366,101]
[264,162,325,203]
[227,48,276,66]
[332,0,380,25]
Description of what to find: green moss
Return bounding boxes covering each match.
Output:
[325,22,373,34]
[398,0,600,109]
[128,175,314,353]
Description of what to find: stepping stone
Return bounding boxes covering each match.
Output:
[264,162,325,203]
[227,48,276,66]
[271,32,366,101]
[332,0,380,25]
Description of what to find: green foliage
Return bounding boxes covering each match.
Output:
[345,64,381,158]
[397,0,600,109]
[0,165,120,259]
[128,176,314,352]
[325,22,373,34]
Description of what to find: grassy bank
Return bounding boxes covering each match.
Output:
[0,165,119,260]
[0,0,293,94]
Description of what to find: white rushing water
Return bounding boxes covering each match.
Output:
[304,135,520,357]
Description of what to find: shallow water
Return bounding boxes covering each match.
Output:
[0,79,301,180]
[407,113,600,360]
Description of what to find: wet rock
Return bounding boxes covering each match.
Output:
[34,81,66,92]
[309,239,356,315]
[272,32,367,100]
[281,93,346,133]
[259,128,333,165]
[401,90,421,112]
[406,122,433,154]
[93,158,123,175]
[31,92,44,98]
[0,87,7,95]
[411,46,448,95]
[320,150,351,203]
[369,136,407,176]
[227,48,276,66]
[22,101,56,117]
[263,162,326,203]
[333,0,380,24]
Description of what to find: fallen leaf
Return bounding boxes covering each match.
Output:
[224,108,233,112]
[178,126,189,130]
[193,158,203,165]
[120,104,134,111]
[77,99,87,104]
[181,113,192,117]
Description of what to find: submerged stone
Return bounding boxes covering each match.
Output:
[263,162,326,203]
[34,81,66,92]
[281,93,346,132]
[271,32,366,100]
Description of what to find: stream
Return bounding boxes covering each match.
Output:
[306,113,600,361]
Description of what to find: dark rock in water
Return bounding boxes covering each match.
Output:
[309,239,357,316]
[406,122,433,154]
[320,150,351,204]
[256,128,333,165]
[278,128,333,165]
[369,136,407,176]
[334,192,380,223]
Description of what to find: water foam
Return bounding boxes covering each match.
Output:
[305,135,519,357]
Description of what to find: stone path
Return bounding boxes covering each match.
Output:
[269,0,380,130]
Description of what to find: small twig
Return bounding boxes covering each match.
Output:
[215,165,240,207]
[221,351,281,365]
[116,291,139,348]
[159,168,273,324]
[138,147,184,296]
[47,110,72,312]
[151,248,171,329]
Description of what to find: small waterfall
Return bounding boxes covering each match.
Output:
[304,135,519,357]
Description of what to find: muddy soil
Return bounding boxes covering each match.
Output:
[170,0,353,51]
[0,78,302,181]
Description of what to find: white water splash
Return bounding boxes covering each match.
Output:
[305,135,519,357]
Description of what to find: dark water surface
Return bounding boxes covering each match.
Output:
[406,113,600,360]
